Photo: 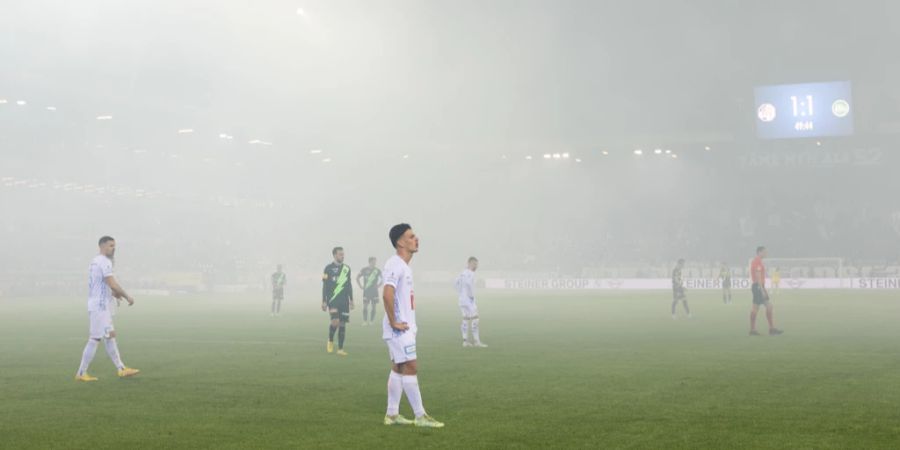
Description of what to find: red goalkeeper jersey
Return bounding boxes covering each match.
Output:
[750,256,766,285]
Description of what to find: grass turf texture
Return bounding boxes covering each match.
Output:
[2,289,900,449]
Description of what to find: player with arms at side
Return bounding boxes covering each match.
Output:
[356,257,383,326]
[750,246,784,336]
[271,264,286,317]
[719,262,733,304]
[671,259,691,319]
[75,236,140,381]
[382,224,443,428]
[455,257,487,348]
[322,247,354,356]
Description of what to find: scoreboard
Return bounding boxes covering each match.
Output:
[754,81,854,139]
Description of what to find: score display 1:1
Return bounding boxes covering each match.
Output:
[754,81,853,139]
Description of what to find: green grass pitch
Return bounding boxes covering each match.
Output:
[2,289,900,449]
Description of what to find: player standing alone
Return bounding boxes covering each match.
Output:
[382,223,443,428]
[271,264,286,316]
[671,259,691,319]
[357,257,383,326]
[750,246,783,336]
[75,236,140,381]
[455,257,487,348]
[322,247,353,356]
[719,262,733,304]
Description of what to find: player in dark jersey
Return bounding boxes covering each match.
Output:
[719,262,732,304]
[271,264,286,316]
[356,257,383,326]
[671,259,691,319]
[322,247,354,355]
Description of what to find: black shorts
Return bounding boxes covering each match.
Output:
[722,280,732,289]
[363,295,379,305]
[273,288,284,300]
[673,287,686,300]
[752,283,769,305]
[329,299,351,322]
[329,310,350,322]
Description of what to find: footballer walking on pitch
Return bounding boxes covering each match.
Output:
[749,246,783,336]
[357,257,383,326]
[455,257,487,348]
[271,264,286,316]
[382,224,443,428]
[671,258,691,319]
[75,236,140,381]
[323,247,353,355]
[720,262,733,304]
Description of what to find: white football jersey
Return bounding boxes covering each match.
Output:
[455,269,475,305]
[382,254,416,339]
[87,255,114,312]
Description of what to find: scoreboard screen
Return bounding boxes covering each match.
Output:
[754,81,854,139]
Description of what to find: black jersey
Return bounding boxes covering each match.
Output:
[719,268,732,287]
[672,267,686,299]
[322,262,353,306]
[272,271,286,290]
[672,267,684,289]
[358,267,382,298]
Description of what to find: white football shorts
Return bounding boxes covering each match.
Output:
[459,301,479,319]
[89,310,115,339]
[384,331,417,364]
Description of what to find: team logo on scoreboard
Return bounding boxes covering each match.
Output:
[757,103,776,122]
[832,99,850,118]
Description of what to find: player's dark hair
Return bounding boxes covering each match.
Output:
[389,223,411,248]
[468,256,478,263]
[756,246,766,254]
[677,258,685,264]
[368,256,376,262]
[332,247,343,256]
[98,236,115,246]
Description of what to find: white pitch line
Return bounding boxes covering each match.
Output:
[63,336,385,347]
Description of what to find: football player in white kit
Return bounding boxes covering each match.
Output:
[74,236,140,381]
[455,257,487,348]
[381,223,444,428]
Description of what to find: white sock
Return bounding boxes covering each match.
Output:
[471,318,481,343]
[402,375,426,418]
[104,338,125,370]
[461,320,469,341]
[386,371,403,416]
[77,339,99,375]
